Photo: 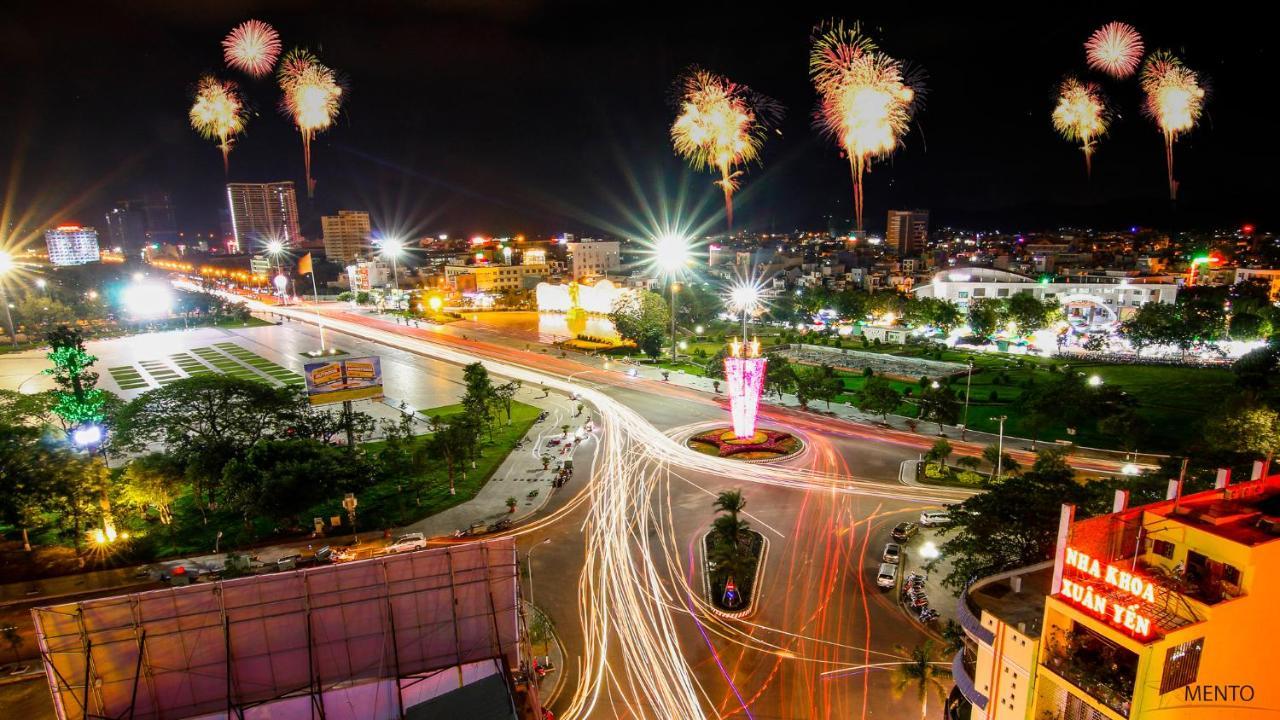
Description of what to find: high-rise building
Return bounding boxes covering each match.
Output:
[45,225,101,266]
[226,181,303,250]
[139,191,179,246]
[320,210,372,263]
[886,209,929,256]
[104,203,146,256]
[565,239,619,280]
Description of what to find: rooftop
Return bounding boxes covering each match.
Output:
[970,562,1053,637]
[1147,477,1280,547]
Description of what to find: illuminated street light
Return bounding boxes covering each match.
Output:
[72,424,104,448]
[729,280,761,340]
[1088,374,1104,387]
[122,280,174,319]
[919,541,940,560]
[653,233,691,273]
[379,237,406,303]
[428,295,443,313]
[0,250,17,347]
[694,325,704,335]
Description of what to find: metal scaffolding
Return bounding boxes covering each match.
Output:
[32,539,522,720]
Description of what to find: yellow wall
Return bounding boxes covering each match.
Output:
[973,611,1039,720]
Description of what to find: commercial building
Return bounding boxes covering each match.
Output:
[1233,267,1280,301]
[566,239,620,280]
[44,225,101,266]
[346,259,391,292]
[226,181,303,249]
[444,262,548,294]
[886,209,929,256]
[954,466,1280,720]
[914,267,1179,330]
[321,210,372,263]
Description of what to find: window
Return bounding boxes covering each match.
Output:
[1160,638,1204,694]
[996,288,1009,297]
[1151,539,1175,559]
[974,288,987,297]
[958,291,969,299]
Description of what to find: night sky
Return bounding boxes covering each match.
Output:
[1,2,1274,242]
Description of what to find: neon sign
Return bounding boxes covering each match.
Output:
[1059,547,1156,639]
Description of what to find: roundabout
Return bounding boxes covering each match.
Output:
[686,426,805,461]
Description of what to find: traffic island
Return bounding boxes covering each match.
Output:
[700,529,768,619]
[686,427,803,462]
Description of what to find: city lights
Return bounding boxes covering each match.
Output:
[122,280,174,318]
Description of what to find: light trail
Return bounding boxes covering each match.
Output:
[205,294,991,718]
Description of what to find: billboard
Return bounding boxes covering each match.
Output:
[303,355,384,405]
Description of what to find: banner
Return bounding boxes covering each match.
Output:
[303,356,384,405]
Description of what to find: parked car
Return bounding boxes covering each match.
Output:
[882,542,902,564]
[919,510,952,527]
[386,532,427,553]
[891,521,919,542]
[876,563,898,588]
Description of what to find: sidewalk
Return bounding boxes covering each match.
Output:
[523,601,568,710]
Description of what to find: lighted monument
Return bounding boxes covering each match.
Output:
[724,336,766,439]
[686,281,801,461]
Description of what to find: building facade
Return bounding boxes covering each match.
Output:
[954,467,1280,720]
[44,225,101,266]
[886,209,929,256]
[444,263,548,293]
[320,210,372,264]
[226,182,303,249]
[566,239,620,280]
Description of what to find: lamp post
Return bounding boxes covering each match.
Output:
[653,234,690,361]
[380,238,406,310]
[526,538,551,607]
[342,493,359,545]
[265,239,286,304]
[0,251,17,348]
[995,415,1008,482]
[961,358,974,440]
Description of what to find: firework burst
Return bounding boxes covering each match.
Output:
[810,20,922,233]
[1141,51,1205,200]
[1052,77,1109,177]
[223,20,282,78]
[278,48,343,197]
[1084,22,1144,79]
[189,75,248,174]
[670,68,781,230]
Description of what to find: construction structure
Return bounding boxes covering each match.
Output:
[32,539,540,720]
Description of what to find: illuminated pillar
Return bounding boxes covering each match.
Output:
[724,337,766,439]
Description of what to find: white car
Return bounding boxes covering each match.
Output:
[876,563,898,588]
[386,532,427,554]
[920,510,952,527]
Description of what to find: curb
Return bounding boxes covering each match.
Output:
[698,529,769,621]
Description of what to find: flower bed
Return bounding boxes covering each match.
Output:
[702,529,766,614]
[688,428,802,460]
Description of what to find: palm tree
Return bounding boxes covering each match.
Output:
[955,455,982,473]
[981,445,1020,480]
[712,489,746,523]
[890,640,950,720]
[712,514,751,551]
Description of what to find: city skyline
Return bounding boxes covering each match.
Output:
[1,5,1276,243]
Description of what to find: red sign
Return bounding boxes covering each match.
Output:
[1058,547,1156,639]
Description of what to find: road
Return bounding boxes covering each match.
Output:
[230,299,973,720]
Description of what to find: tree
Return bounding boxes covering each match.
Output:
[15,296,75,340]
[675,282,720,329]
[917,385,959,434]
[222,439,371,530]
[0,423,59,550]
[1098,410,1149,454]
[713,489,746,522]
[43,326,107,432]
[966,299,1002,339]
[981,444,1020,480]
[422,417,479,495]
[493,381,519,424]
[1232,340,1280,398]
[764,356,796,400]
[120,453,184,525]
[114,375,297,520]
[1003,292,1057,334]
[462,362,496,438]
[1121,303,1179,356]
[890,641,950,720]
[1228,312,1272,341]
[925,438,952,465]
[935,457,1085,592]
[856,376,901,423]
[1204,401,1280,470]
[955,455,982,473]
[610,291,670,359]
[375,414,420,485]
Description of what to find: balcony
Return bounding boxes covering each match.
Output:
[956,592,995,645]
[1041,628,1136,718]
[951,650,987,712]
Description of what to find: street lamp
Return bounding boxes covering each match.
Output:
[729,281,761,341]
[961,358,974,440]
[379,237,406,309]
[654,234,690,360]
[526,538,551,607]
[995,415,1009,482]
[1088,374,1103,387]
[0,250,17,347]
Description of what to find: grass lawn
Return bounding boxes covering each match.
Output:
[808,341,1237,452]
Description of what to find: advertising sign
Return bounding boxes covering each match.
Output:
[303,356,384,406]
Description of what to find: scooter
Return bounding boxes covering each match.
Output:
[918,608,940,622]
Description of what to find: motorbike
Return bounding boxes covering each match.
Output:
[918,608,940,622]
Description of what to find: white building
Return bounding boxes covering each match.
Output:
[44,225,101,266]
[346,259,391,292]
[914,267,1179,328]
[565,239,619,280]
[321,210,372,264]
